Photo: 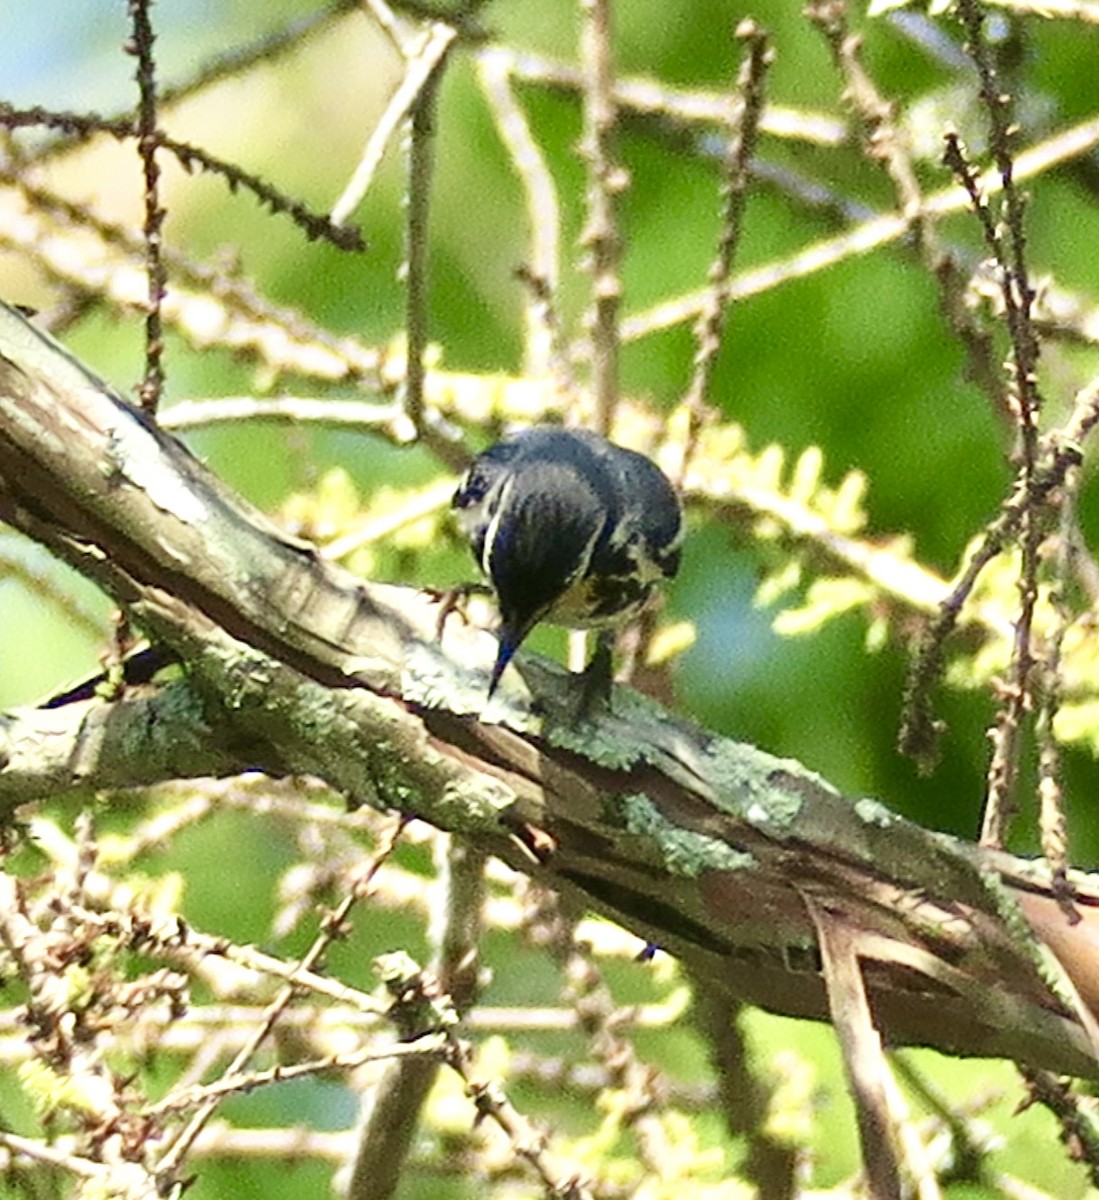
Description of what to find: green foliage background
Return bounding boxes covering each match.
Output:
[3,0,1099,1196]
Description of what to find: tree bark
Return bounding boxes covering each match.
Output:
[1,299,1098,1083]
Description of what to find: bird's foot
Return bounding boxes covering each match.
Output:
[572,634,615,722]
[425,582,493,641]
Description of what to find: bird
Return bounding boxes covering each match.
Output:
[451,425,683,704]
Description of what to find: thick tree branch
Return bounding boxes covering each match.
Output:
[1,301,1099,1085]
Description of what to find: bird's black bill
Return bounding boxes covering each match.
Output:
[487,627,522,698]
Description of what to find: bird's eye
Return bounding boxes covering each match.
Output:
[454,467,491,508]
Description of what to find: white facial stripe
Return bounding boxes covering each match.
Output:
[480,475,515,577]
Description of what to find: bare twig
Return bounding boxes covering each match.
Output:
[946,0,1044,845]
[898,109,1099,773]
[512,265,583,405]
[889,1052,990,1186]
[578,0,623,436]
[126,0,167,413]
[0,541,109,642]
[0,996,689,1067]
[345,837,485,1200]
[805,898,903,1200]
[1035,465,1077,913]
[477,49,568,387]
[162,130,367,249]
[23,1,359,165]
[330,21,456,226]
[691,983,799,1200]
[319,477,455,561]
[897,437,1068,769]
[0,1131,103,1179]
[147,1034,447,1117]
[443,1034,593,1200]
[677,20,771,485]
[400,26,468,468]
[880,1065,943,1200]
[811,1,925,231]
[1018,1069,1099,1187]
[618,110,1099,344]
[160,395,407,436]
[504,48,846,146]
[562,936,668,1177]
[0,103,365,251]
[153,818,408,1190]
[1,170,378,379]
[809,0,1008,419]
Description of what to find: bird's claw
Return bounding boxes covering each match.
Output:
[425,583,492,641]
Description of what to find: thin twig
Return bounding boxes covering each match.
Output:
[559,927,668,1176]
[345,837,485,1200]
[321,477,455,560]
[56,905,387,1015]
[809,0,1009,420]
[477,48,570,388]
[880,1064,943,1200]
[803,896,903,1200]
[898,437,1071,769]
[0,1131,102,1179]
[1018,1069,1099,1187]
[400,25,468,469]
[25,1,359,165]
[512,265,583,405]
[810,1,926,233]
[363,0,416,52]
[504,48,846,146]
[900,367,1099,765]
[443,1035,593,1200]
[617,110,1099,345]
[126,0,167,413]
[579,0,623,437]
[0,543,109,642]
[160,395,408,436]
[956,0,1042,429]
[1,169,379,380]
[691,982,798,1199]
[153,818,408,1190]
[0,995,688,1067]
[949,0,1044,845]
[677,20,771,485]
[889,1051,990,1184]
[899,59,1096,774]
[330,21,457,226]
[1035,465,1077,914]
[147,1033,447,1117]
[160,129,366,249]
[0,102,365,251]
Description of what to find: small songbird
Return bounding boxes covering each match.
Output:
[451,426,683,701]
